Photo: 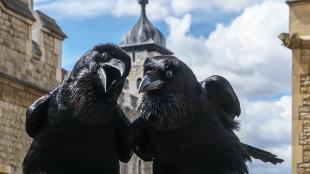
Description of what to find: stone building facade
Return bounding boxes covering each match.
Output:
[280,0,310,174]
[0,0,66,173]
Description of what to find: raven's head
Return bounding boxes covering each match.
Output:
[138,56,200,130]
[62,44,131,124]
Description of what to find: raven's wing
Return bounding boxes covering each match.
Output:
[200,75,240,131]
[25,87,58,138]
[201,76,284,164]
[114,105,133,163]
[129,117,154,161]
[242,143,284,164]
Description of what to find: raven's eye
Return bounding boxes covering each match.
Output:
[166,70,173,78]
[94,52,107,62]
[99,52,108,60]
[101,52,107,58]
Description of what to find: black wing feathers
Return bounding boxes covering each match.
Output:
[202,75,284,164]
[114,105,133,163]
[242,143,284,164]
[25,87,59,138]
[201,75,241,130]
[129,117,154,161]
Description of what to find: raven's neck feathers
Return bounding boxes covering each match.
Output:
[59,76,118,124]
[139,93,192,130]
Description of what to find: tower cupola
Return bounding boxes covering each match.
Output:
[121,0,166,47]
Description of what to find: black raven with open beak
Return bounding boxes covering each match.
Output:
[23,44,132,174]
[130,55,283,174]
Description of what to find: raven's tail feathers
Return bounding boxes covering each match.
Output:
[242,143,284,165]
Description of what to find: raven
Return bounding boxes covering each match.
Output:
[130,55,283,174]
[23,44,132,174]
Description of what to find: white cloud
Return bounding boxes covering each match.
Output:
[114,0,169,20]
[237,96,292,174]
[34,0,285,20]
[170,0,260,15]
[34,0,169,20]
[170,0,287,15]
[35,0,115,17]
[238,96,291,148]
[34,0,53,3]
[166,0,290,98]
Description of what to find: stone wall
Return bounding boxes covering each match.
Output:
[0,4,61,92]
[289,2,310,36]
[294,47,310,174]
[0,76,44,174]
[17,0,28,6]
[40,31,62,86]
[284,1,310,174]
[124,50,164,99]
[124,50,147,96]
[0,1,64,173]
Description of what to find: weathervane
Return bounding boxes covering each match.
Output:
[138,0,148,10]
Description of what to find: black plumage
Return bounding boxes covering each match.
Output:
[130,55,283,174]
[23,44,132,174]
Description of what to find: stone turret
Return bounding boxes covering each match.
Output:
[32,10,67,87]
[120,0,172,97]
[122,0,166,48]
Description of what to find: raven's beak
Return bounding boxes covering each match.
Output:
[98,58,126,93]
[139,74,165,93]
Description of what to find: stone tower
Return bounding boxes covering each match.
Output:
[280,0,310,174]
[120,0,173,97]
[118,1,172,174]
[0,0,66,173]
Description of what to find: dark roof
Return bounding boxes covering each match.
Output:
[34,10,67,39]
[121,43,173,55]
[32,40,42,57]
[0,0,35,21]
[121,1,166,48]
[286,0,307,4]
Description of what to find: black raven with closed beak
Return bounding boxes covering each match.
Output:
[23,44,132,174]
[130,55,283,174]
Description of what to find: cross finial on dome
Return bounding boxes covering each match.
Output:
[138,0,148,10]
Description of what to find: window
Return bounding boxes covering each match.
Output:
[124,79,129,90]
[132,52,136,62]
[138,159,143,174]
[137,78,142,89]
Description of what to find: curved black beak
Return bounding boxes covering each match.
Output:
[139,74,165,93]
[98,58,126,93]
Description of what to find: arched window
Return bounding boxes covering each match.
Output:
[132,52,136,63]
[137,78,142,89]
[124,79,129,90]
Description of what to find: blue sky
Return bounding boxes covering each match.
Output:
[35,0,242,71]
[34,0,291,173]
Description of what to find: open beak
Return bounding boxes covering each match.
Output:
[139,74,165,93]
[98,58,126,93]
